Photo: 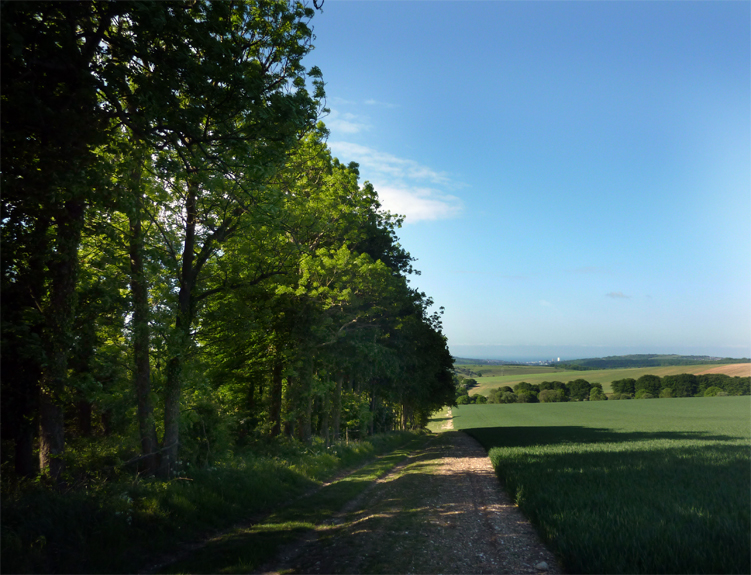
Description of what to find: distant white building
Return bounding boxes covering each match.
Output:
[557,357,560,362]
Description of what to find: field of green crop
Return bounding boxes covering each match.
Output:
[467,363,745,395]
[451,397,751,574]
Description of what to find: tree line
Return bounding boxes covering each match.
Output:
[456,373,750,404]
[1,1,455,484]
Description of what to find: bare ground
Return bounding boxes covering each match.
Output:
[696,363,751,377]
[261,431,560,574]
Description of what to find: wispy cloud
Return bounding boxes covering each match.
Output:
[328,142,452,186]
[325,110,370,135]
[364,98,398,108]
[606,291,631,299]
[328,141,463,223]
[328,96,356,106]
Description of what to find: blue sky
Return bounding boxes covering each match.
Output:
[305,1,750,361]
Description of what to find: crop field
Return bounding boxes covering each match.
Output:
[466,363,749,395]
[451,397,751,574]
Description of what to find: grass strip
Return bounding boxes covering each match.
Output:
[1,432,422,574]
[158,434,431,574]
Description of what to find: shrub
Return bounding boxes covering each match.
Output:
[703,386,724,397]
[539,389,565,403]
[589,388,608,401]
[475,394,488,404]
[609,393,633,400]
[659,388,674,398]
[516,392,538,403]
[634,389,655,399]
[500,392,518,404]
[456,395,471,405]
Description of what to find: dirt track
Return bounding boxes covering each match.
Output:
[262,431,559,574]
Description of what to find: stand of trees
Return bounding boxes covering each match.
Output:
[1,1,455,484]
[474,374,750,404]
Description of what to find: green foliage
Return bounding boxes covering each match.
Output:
[703,386,724,397]
[539,389,566,403]
[516,392,538,404]
[568,379,592,401]
[1,432,417,573]
[634,389,655,399]
[635,374,662,397]
[611,378,636,395]
[1,3,456,569]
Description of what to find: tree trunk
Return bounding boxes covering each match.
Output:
[14,380,38,478]
[77,400,92,437]
[129,179,159,474]
[332,375,342,441]
[39,199,85,480]
[321,389,330,447]
[369,384,377,436]
[160,179,198,477]
[301,393,312,444]
[270,356,283,437]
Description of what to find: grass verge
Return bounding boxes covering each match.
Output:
[158,433,432,573]
[1,432,422,574]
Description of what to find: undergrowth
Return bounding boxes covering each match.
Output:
[1,431,418,574]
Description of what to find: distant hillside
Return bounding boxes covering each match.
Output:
[556,354,750,371]
[453,357,524,366]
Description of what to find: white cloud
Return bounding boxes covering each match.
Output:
[325,110,370,135]
[376,185,462,222]
[328,141,464,224]
[328,141,452,186]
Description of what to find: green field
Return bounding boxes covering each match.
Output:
[450,397,751,574]
[465,363,741,395]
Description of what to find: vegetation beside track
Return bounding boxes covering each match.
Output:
[1,432,421,574]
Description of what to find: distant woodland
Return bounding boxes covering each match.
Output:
[556,354,750,371]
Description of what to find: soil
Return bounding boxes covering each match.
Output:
[696,363,751,377]
[260,429,560,574]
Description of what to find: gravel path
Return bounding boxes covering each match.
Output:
[262,431,560,574]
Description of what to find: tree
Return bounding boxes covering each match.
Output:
[611,378,636,395]
[568,379,592,401]
[662,374,698,397]
[635,375,662,398]
[2,1,122,479]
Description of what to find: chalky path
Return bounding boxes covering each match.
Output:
[262,430,559,574]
